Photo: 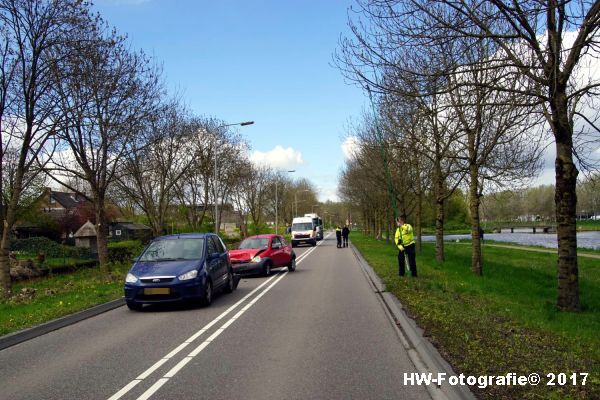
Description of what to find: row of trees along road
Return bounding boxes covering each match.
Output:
[336,1,600,311]
[0,0,320,299]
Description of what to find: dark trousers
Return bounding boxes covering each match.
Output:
[398,243,417,277]
[336,235,342,248]
[342,236,348,247]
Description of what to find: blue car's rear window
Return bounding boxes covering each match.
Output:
[140,238,205,261]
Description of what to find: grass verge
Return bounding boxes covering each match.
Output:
[352,232,599,400]
[0,263,129,336]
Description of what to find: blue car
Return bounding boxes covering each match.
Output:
[124,233,234,310]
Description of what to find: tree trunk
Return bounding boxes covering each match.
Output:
[548,82,580,311]
[469,164,482,275]
[416,191,422,253]
[435,197,445,262]
[95,201,110,272]
[0,168,24,298]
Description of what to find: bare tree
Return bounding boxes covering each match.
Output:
[0,0,91,297]
[117,102,195,237]
[338,0,600,310]
[47,21,162,270]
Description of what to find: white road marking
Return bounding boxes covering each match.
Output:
[136,271,290,400]
[107,242,321,400]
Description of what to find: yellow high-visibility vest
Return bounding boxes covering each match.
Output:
[394,224,415,248]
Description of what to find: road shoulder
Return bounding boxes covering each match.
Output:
[351,243,477,400]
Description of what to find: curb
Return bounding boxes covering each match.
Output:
[351,243,477,400]
[0,298,125,351]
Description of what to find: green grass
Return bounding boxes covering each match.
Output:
[0,263,129,336]
[352,233,600,399]
[16,253,95,267]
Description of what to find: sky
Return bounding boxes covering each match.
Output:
[93,0,366,202]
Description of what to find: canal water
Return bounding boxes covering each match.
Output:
[422,231,600,251]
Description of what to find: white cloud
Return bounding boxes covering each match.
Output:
[341,136,360,161]
[250,145,304,169]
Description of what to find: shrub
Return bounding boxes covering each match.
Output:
[11,237,92,259]
[107,240,144,263]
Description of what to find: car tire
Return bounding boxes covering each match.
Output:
[263,261,272,276]
[223,270,234,293]
[126,301,143,311]
[288,257,296,272]
[201,280,213,306]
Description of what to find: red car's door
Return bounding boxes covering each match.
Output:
[270,236,286,267]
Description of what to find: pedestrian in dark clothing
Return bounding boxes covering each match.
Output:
[335,226,342,248]
[394,215,417,277]
[342,225,350,247]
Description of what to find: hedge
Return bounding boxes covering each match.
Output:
[11,237,93,259]
[107,240,144,263]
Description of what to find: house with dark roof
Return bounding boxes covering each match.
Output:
[38,188,87,215]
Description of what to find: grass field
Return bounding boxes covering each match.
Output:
[0,263,128,336]
[352,233,600,399]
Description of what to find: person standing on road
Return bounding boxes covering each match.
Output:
[342,225,350,248]
[335,225,342,248]
[395,215,417,277]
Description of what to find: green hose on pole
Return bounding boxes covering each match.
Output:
[366,86,398,221]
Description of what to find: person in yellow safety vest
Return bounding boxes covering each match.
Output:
[394,215,417,277]
[335,226,342,248]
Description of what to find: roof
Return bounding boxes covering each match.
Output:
[74,221,96,237]
[155,233,212,240]
[245,234,278,239]
[114,222,152,231]
[51,191,84,209]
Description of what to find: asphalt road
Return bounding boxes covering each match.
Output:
[0,233,431,400]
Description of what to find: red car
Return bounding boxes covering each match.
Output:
[228,234,296,276]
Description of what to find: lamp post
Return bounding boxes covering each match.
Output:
[294,189,310,216]
[213,120,254,234]
[275,170,295,235]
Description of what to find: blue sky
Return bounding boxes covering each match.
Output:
[93,0,366,201]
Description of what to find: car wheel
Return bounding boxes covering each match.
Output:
[126,301,143,311]
[263,262,271,276]
[288,257,296,272]
[201,280,213,306]
[223,270,234,293]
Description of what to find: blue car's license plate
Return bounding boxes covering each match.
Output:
[144,288,170,295]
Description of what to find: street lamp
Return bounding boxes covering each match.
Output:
[294,189,310,216]
[213,120,254,234]
[275,170,295,235]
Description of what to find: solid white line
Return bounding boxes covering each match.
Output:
[107,380,141,400]
[109,243,319,400]
[137,271,290,400]
[107,274,279,400]
[137,378,169,400]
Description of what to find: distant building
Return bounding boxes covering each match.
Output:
[74,220,97,253]
[109,222,152,242]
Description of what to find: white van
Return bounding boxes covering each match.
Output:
[304,213,323,240]
[291,216,317,247]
